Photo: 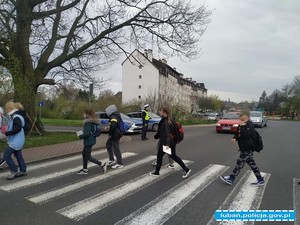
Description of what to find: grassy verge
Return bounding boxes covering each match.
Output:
[41,118,82,126]
[0,132,79,152]
[178,119,216,126]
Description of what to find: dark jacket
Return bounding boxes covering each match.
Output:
[154,117,176,146]
[233,120,256,152]
[79,119,98,146]
[108,112,122,140]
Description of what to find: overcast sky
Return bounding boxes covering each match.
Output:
[99,0,300,102]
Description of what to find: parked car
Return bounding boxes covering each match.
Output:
[207,113,219,121]
[250,111,267,128]
[127,112,161,132]
[95,112,143,133]
[216,112,240,133]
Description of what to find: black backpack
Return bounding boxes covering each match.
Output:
[91,124,101,137]
[251,130,264,152]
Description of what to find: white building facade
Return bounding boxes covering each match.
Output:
[122,49,207,112]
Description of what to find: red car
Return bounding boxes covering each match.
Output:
[216,112,240,133]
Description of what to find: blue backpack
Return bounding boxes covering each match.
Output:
[91,125,101,137]
[118,118,126,135]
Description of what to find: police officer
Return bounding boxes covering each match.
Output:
[141,104,150,141]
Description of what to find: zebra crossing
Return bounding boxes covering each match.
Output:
[0,150,296,225]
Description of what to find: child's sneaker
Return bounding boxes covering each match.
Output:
[107,160,116,167]
[182,169,192,179]
[6,172,17,180]
[111,164,124,169]
[150,171,159,176]
[77,169,88,175]
[101,162,107,173]
[166,164,175,169]
[251,177,265,186]
[220,176,234,186]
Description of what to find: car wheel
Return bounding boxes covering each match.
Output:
[152,124,159,132]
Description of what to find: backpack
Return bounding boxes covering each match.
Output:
[23,114,32,132]
[91,124,101,137]
[0,115,9,134]
[251,130,264,152]
[171,121,184,144]
[118,117,126,136]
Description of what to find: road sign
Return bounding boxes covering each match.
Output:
[38,101,44,108]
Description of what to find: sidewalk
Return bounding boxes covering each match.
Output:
[2,134,131,165]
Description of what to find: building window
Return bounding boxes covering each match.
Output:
[138,85,142,89]
[139,75,142,79]
[138,95,141,99]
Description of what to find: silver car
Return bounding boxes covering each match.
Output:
[250,111,268,128]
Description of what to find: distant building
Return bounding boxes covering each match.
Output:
[122,49,207,112]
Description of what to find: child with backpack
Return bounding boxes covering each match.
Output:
[77,109,107,175]
[150,107,191,179]
[220,111,265,186]
[105,105,124,169]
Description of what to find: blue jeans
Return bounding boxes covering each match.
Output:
[3,147,27,173]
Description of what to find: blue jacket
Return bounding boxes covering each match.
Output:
[6,114,25,150]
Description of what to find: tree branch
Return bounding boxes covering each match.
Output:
[32,0,80,19]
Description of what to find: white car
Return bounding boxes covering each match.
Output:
[250,111,268,128]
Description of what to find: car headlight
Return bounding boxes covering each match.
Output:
[216,123,221,126]
[233,124,239,127]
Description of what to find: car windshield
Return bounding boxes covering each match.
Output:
[149,112,161,119]
[251,112,262,117]
[120,113,131,120]
[223,113,240,119]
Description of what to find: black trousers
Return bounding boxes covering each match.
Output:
[141,122,148,139]
[155,145,188,173]
[82,145,102,169]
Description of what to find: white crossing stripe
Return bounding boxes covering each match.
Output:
[0,149,107,179]
[27,155,157,204]
[57,160,193,221]
[115,164,229,225]
[0,152,137,192]
[293,178,300,225]
[207,170,271,225]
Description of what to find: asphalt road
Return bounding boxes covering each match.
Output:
[1,120,299,225]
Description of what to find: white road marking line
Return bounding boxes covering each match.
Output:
[0,152,137,192]
[207,170,271,225]
[27,155,157,204]
[57,160,193,221]
[293,178,300,225]
[0,149,107,178]
[115,164,229,225]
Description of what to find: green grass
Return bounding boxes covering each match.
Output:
[178,119,216,126]
[41,118,83,126]
[0,132,79,152]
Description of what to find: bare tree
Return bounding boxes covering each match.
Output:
[0,0,211,117]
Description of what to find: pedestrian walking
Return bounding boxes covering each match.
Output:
[141,104,150,141]
[77,109,107,175]
[220,111,265,186]
[105,105,124,169]
[2,102,27,180]
[150,107,191,179]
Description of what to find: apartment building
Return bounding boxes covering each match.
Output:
[122,49,207,112]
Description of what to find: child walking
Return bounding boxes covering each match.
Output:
[150,107,191,179]
[3,102,27,180]
[220,111,265,186]
[77,109,107,175]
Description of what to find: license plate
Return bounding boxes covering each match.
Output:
[222,127,231,130]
